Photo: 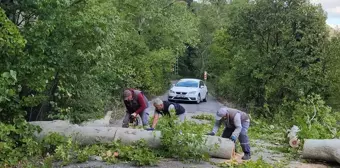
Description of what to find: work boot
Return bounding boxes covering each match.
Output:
[242,153,251,160]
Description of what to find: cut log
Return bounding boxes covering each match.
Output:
[289,137,300,148]
[287,125,300,148]
[302,139,340,164]
[30,121,235,159]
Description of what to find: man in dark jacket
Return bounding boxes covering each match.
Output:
[206,106,251,160]
[146,98,186,130]
[122,89,149,128]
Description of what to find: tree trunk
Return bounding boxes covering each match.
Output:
[302,139,340,164]
[30,121,235,159]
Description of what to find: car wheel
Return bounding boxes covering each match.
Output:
[196,94,201,104]
[203,92,208,102]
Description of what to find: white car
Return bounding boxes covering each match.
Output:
[168,78,208,104]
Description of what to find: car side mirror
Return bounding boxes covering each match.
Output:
[200,85,204,88]
[172,84,175,87]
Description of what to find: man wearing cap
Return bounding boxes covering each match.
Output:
[122,89,150,128]
[206,106,251,160]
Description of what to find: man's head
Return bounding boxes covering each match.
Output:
[215,107,228,120]
[153,98,164,111]
[123,90,133,101]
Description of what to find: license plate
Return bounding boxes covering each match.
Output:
[177,94,185,98]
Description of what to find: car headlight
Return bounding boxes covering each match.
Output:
[169,90,175,94]
[189,91,196,94]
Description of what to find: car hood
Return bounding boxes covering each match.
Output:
[171,87,198,93]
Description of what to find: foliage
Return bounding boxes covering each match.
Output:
[324,35,340,110]
[40,134,159,166]
[191,114,215,121]
[0,9,42,167]
[0,0,199,124]
[0,120,41,167]
[246,93,340,161]
[40,132,68,155]
[247,118,286,144]
[2,0,340,167]
[214,157,281,168]
[103,140,158,166]
[0,8,26,72]
[156,112,210,162]
[207,0,330,117]
[279,94,340,140]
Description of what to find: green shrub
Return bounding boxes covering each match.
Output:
[156,111,210,162]
[285,94,340,140]
[191,114,215,121]
[0,120,41,167]
[0,71,42,167]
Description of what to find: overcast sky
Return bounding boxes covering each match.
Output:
[194,0,340,28]
[310,0,340,28]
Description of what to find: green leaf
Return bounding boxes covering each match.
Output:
[9,70,17,81]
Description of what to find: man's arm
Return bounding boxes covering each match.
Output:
[168,104,175,113]
[212,119,221,134]
[134,93,147,114]
[231,113,242,138]
[151,113,160,128]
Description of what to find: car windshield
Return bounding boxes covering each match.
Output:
[175,80,199,88]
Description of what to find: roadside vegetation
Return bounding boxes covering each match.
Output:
[1,0,340,167]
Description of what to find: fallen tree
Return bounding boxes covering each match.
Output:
[30,121,235,159]
[302,139,340,164]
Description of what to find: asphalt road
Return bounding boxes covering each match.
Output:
[166,80,223,114]
[158,90,223,114]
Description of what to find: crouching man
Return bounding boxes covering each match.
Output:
[122,89,150,128]
[146,98,186,130]
[206,106,251,160]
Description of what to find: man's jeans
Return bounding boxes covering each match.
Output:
[122,101,150,128]
[221,121,251,154]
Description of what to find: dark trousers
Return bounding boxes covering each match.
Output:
[122,101,150,128]
[221,121,251,154]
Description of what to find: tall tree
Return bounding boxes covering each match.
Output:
[0,0,199,123]
[208,0,329,116]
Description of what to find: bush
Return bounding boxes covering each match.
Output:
[0,120,41,167]
[156,111,210,162]
[282,94,340,140]
[41,135,158,166]
[249,94,340,143]
[0,71,42,167]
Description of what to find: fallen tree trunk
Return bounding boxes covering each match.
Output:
[30,121,234,159]
[302,139,340,164]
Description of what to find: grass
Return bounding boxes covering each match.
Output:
[191,114,215,121]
